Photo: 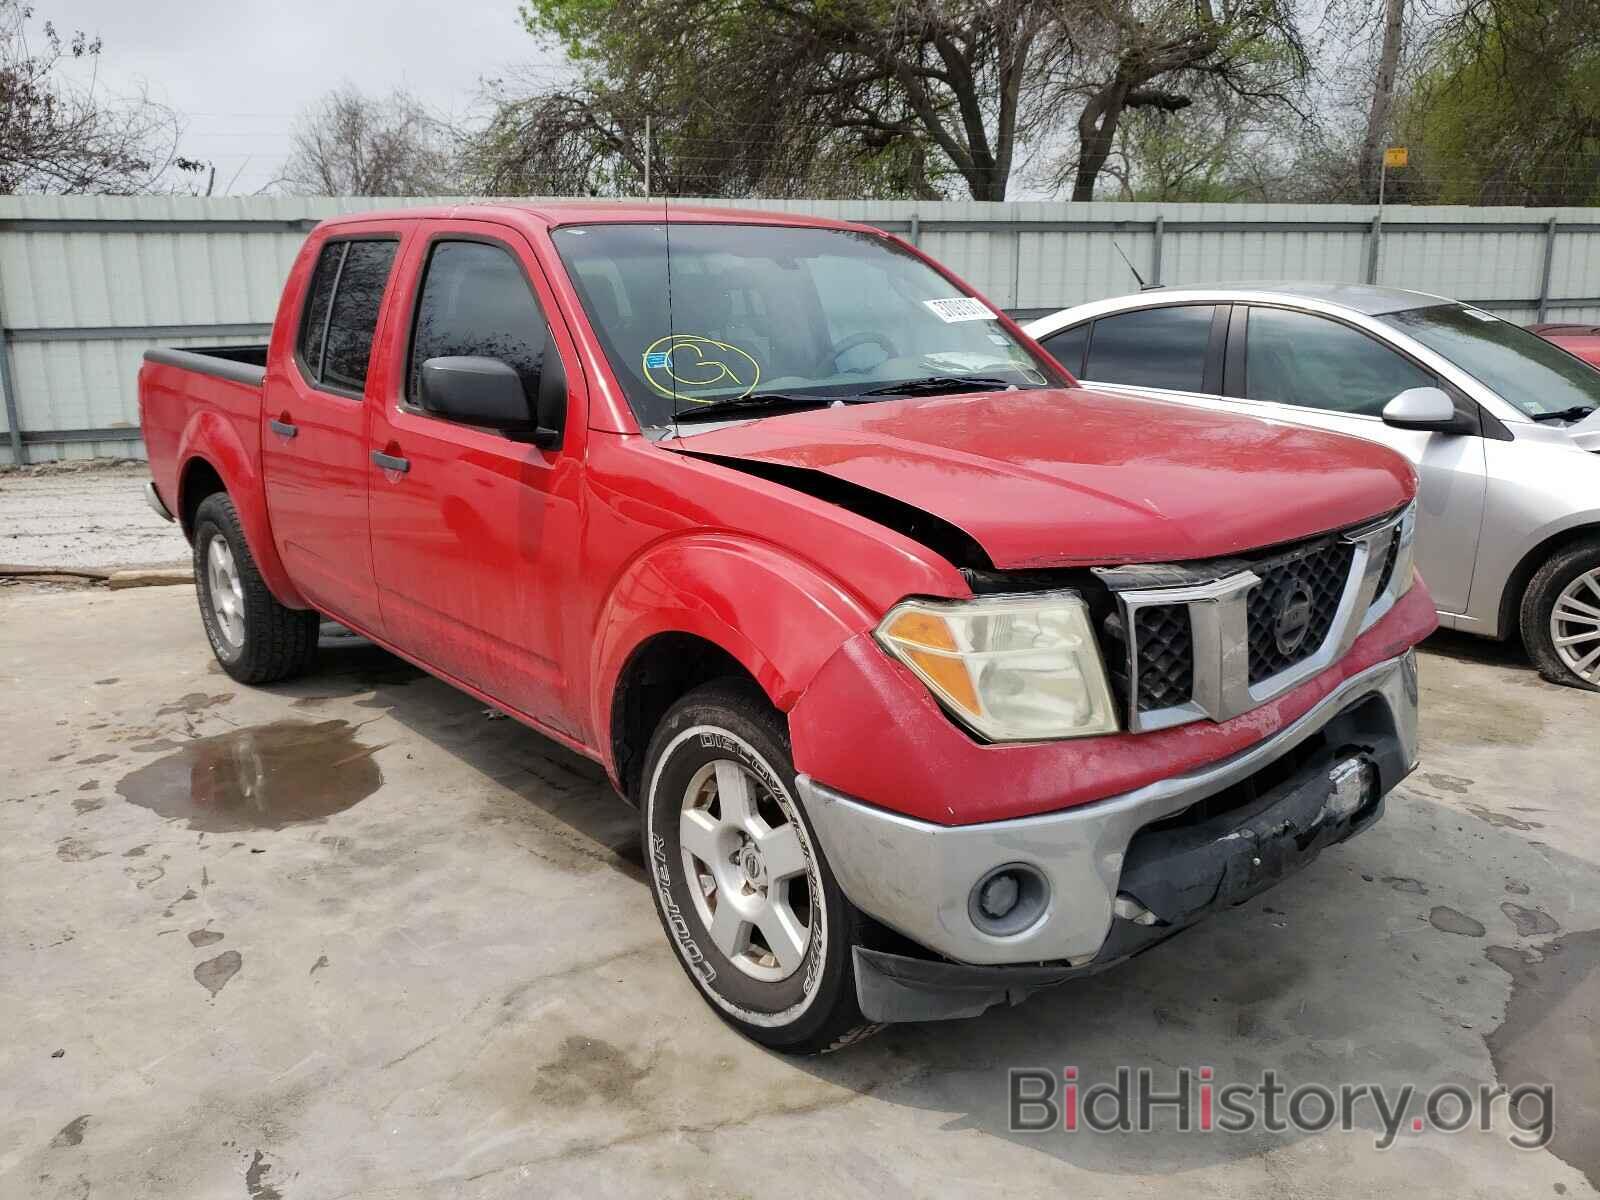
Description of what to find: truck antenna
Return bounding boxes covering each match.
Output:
[663,189,679,439]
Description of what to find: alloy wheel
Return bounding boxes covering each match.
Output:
[1551,567,1600,684]
[678,758,814,982]
[206,535,246,651]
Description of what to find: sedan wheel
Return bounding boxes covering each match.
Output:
[1550,567,1600,685]
[1521,538,1600,692]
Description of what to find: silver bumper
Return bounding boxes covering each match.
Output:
[796,651,1418,967]
[143,480,175,523]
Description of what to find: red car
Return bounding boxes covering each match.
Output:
[138,204,1435,1051]
[1530,323,1600,369]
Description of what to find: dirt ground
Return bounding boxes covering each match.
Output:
[1,583,1596,1199]
[0,463,190,571]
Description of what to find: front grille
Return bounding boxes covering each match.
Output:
[1245,538,1354,684]
[1373,528,1401,600]
[1132,605,1194,712]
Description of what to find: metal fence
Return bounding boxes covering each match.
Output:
[4,194,1600,464]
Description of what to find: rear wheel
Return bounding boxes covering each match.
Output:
[192,493,319,685]
[1521,538,1600,691]
[639,679,880,1054]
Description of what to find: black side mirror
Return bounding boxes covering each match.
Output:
[419,343,566,450]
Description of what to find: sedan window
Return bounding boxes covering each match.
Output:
[1039,323,1089,376]
[1380,304,1600,420]
[1245,307,1433,416]
[1083,305,1214,392]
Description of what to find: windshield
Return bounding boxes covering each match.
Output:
[551,222,1059,429]
[1378,304,1600,419]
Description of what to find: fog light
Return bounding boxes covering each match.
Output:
[979,873,1020,919]
[968,863,1050,937]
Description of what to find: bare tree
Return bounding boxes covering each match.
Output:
[1034,0,1309,202]
[283,85,457,196]
[0,1,186,194]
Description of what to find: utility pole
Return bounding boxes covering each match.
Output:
[643,115,651,199]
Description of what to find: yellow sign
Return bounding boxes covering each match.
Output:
[641,334,761,403]
[1383,146,1408,168]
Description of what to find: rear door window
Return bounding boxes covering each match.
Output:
[320,241,400,392]
[297,243,343,377]
[1084,305,1215,392]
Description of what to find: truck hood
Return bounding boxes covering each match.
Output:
[672,387,1415,569]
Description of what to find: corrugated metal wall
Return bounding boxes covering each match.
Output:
[3,194,1598,463]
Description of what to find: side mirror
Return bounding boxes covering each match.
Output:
[1381,386,1460,433]
[419,347,566,450]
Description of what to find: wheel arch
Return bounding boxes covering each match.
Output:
[174,410,306,609]
[592,533,877,801]
[1496,521,1600,644]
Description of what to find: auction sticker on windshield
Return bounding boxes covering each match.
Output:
[924,297,998,323]
[641,334,761,402]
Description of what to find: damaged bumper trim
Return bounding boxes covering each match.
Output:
[797,651,1419,1001]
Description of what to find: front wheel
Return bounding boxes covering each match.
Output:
[639,680,880,1053]
[1521,538,1600,691]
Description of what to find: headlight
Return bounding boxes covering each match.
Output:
[875,592,1120,742]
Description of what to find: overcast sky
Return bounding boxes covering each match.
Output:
[42,0,571,195]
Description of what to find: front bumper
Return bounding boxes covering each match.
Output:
[796,650,1418,1018]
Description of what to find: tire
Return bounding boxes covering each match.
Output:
[1520,537,1600,692]
[639,679,880,1054]
[192,492,320,685]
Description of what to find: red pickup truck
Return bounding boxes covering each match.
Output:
[139,203,1436,1052]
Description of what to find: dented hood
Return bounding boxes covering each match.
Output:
[674,387,1415,568]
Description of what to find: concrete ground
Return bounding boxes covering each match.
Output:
[1,584,1596,1200]
[0,463,189,571]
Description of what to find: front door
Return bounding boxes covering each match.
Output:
[261,229,405,633]
[366,225,585,737]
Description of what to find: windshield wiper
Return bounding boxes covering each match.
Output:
[852,375,1016,399]
[669,392,842,423]
[1529,405,1598,423]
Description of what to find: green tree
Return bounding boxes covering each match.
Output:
[1404,0,1600,205]
[470,0,1309,201]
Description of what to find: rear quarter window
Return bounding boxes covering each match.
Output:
[1039,323,1089,375]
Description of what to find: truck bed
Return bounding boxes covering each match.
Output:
[139,345,269,526]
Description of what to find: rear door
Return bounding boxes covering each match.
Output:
[1219,304,1488,614]
[366,222,587,737]
[262,225,408,633]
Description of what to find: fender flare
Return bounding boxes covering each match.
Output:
[176,410,307,608]
[589,532,877,770]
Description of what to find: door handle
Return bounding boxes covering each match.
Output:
[371,450,410,473]
[268,418,297,439]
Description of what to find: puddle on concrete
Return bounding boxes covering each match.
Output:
[194,949,242,998]
[1485,931,1600,1191]
[115,720,383,833]
[1429,905,1486,937]
[1501,902,1560,938]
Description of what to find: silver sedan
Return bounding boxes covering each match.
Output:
[1025,285,1600,690]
